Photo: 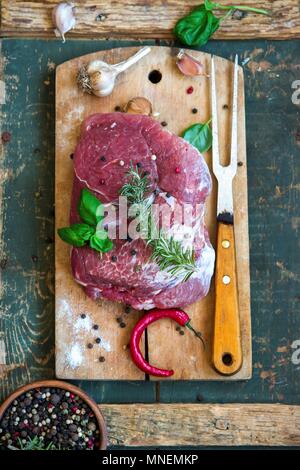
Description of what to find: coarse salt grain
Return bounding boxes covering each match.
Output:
[66,343,83,369]
[151,154,157,161]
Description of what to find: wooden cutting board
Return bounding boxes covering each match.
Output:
[55,46,251,380]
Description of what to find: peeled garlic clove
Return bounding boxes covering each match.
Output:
[52,2,76,43]
[124,97,152,116]
[176,50,209,77]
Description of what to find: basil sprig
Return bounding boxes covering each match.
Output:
[57,188,113,253]
[174,1,270,47]
[182,118,212,153]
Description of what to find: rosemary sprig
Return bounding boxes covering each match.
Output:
[149,233,197,282]
[17,436,57,450]
[120,162,150,204]
[120,163,197,282]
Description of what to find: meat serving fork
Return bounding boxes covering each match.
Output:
[211,55,243,376]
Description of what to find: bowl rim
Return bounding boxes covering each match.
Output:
[0,380,107,450]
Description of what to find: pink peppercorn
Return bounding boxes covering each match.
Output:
[186,86,194,94]
[1,132,11,143]
[71,406,78,413]
[175,167,180,174]
[70,393,75,399]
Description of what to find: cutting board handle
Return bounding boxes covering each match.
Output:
[212,222,243,375]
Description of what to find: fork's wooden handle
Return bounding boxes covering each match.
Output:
[212,222,243,375]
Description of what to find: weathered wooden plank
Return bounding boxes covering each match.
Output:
[1,1,300,40]
[1,37,300,410]
[101,403,300,447]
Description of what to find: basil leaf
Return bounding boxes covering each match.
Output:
[90,230,114,253]
[58,223,95,247]
[204,0,217,11]
[77,188,104,226]
[174,5,220,47]
[182,120,212,153]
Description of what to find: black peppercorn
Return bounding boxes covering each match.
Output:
[93,324,99,330]
[95,337,101,344]
[99,356,105,362]
[130,249,137,256]
[124,305,131,314]
[114,105,121,112]
[192,108,198,114]
[161,121,167,127]
[87,343,93,349]
[136,162,142,168]
[120,322,126,328]
[111,255,117,262]
[100,155,106,162]
[70,153,74,159]
[80,313,86,319]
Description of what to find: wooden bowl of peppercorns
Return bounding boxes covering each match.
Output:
[0,380,107,450]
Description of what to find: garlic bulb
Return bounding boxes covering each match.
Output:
[52,2,76,43]
[176,50,209,77]
[77,47,151,98]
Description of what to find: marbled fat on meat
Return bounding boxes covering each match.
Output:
[70,113,214,310]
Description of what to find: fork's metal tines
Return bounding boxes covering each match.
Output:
[211,54,239,218]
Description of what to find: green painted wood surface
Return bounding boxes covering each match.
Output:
[0,39,299,407]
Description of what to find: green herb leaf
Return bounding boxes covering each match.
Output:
[119,163,198,282]
[17,436,58,451]
[204,0,215,11]
[205,0,270,15]
[174,5,220,47]
[181,119,212,153]
[78,188,104,226]
[58,189,114,253]
[119,162,150,204]
[149,233,197,283]
[90,230,114,253]
[174,2,270,46]
[58,223,95,247]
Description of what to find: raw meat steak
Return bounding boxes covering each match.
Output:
[70,113,214,310]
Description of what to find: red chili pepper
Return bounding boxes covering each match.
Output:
[130,308,204,378]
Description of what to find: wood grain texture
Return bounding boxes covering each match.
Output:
[101,403,300,446]
[55,46,251,380]
[1,1,300,40]
[1,37,300,425]
[145,48,251,380]
[55,51,145,379]
[213,223,243,375]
